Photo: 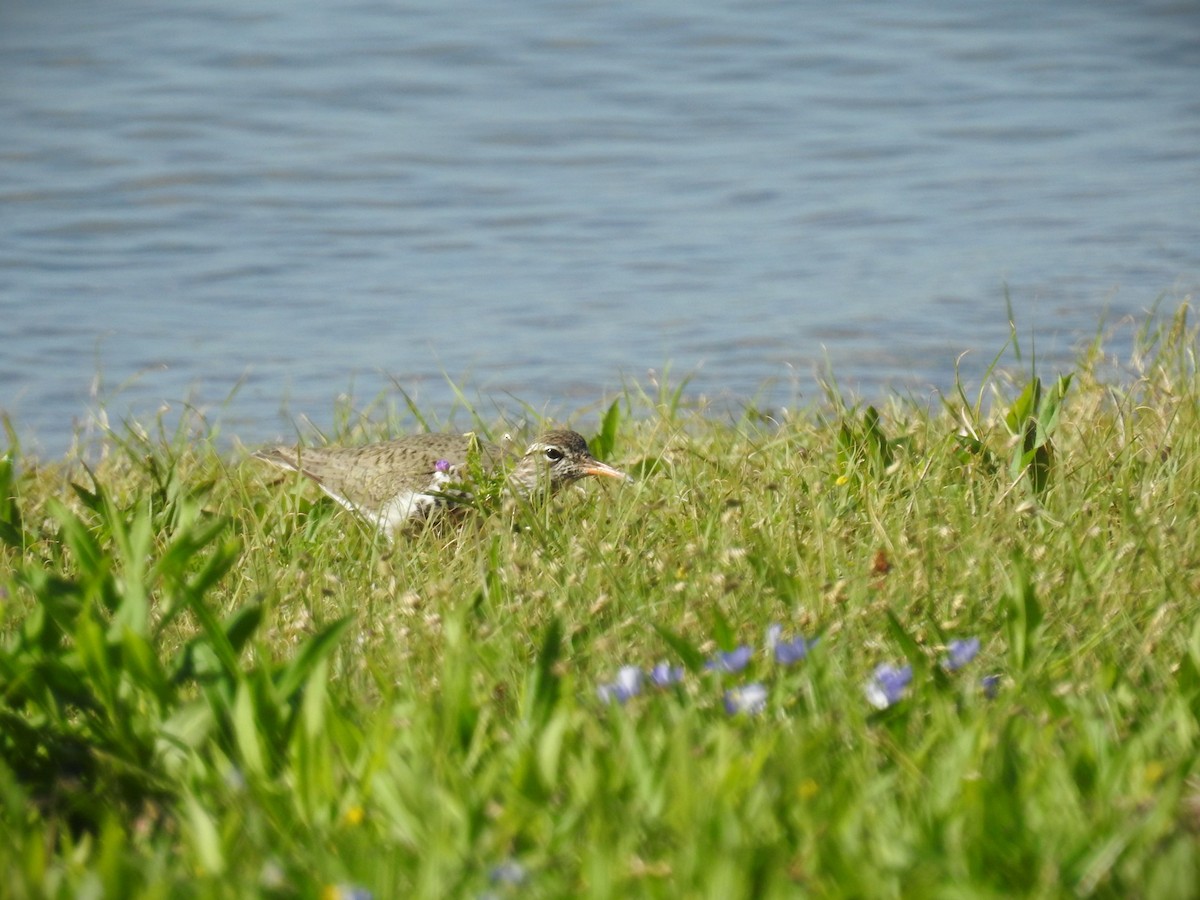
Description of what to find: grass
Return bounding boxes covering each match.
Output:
[1,308,1199,898]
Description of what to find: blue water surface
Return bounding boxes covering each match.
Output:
[1,1,1197,456]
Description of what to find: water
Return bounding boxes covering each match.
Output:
[2,1,1198,458]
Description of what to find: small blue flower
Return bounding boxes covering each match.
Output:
[597,665,643,705]
[706,645,753,673]
[865,662,913,709]
[489,860,528,886]
[724,683,768,715]
[648,662,685,687]
[326,886,374,900]
[775,637,812,666]
[981,674,1001,699]
[943,637,981,671]
[434,458,452,473]
[766,623,816,665]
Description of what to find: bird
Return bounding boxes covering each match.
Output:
[252,428,627,537]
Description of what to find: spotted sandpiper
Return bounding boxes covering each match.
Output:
[252,428,627,537]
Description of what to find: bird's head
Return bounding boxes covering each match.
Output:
[508,429,627,495]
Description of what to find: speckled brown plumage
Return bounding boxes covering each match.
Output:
[253,429,625,536]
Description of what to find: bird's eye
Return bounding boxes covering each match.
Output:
[544,447,564,462]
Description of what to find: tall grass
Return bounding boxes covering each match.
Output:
[1,309,1198,898]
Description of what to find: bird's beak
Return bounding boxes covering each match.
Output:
[583,459,629,481]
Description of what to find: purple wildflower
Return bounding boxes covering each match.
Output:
[724,683,769,715]
[706,645,753,674]
[865,663,913,710]
[489,860,528,886]
[775,637,812,666]
[434,458,452,473]
[597,665,643,705]
[943,637,981,672]
[766,623,815,665]
[327,886,373,900]
[771,627,813,666]
[648,662,685,687]
[981,674,1002,699]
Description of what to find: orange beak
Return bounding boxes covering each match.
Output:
[583,459,629,481]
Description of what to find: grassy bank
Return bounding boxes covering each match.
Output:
[2,310,1199,898]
